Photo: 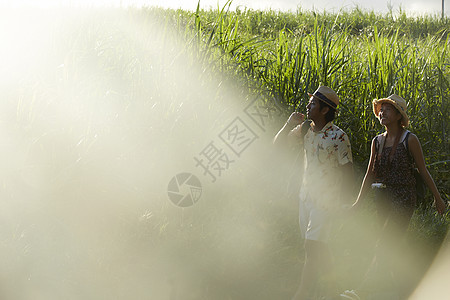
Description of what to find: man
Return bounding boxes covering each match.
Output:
[274,86,353,300]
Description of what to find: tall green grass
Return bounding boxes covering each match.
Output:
[172,8,450,296]
[1,5,448,299]
[180,5,449,181]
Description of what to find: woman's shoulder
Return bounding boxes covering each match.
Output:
[405,130,420,147]
[405,130,418,139]
[372,132,386,142]
[403,130,419,142]
[374,133,384,138]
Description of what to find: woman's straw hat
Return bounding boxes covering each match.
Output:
[373,94,409,127]
[308,86,339,110]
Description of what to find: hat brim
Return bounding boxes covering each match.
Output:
[373,98,409,127]
[308,92,338,110]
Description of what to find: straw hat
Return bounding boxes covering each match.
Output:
[373,94,409,127]
[308,86,339,110]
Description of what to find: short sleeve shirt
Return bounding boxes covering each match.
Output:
[299,122,353,208]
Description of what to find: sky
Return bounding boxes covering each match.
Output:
[1,0,448,16]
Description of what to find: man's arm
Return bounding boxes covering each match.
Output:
[273,112,305,147]
[336,130,355,205]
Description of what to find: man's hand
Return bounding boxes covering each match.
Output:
[286,112,305,128]
[274,112,305,147]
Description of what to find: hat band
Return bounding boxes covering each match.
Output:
[314,91,337,109]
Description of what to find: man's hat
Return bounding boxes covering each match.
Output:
[308,86,339,110]
[373,94,409,127]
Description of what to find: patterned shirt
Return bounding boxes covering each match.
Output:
[299,122,353,208]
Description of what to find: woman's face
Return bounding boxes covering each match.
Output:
[379,103,402,126]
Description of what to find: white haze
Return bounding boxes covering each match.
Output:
[0,7,291,299]
[0,6,447,300]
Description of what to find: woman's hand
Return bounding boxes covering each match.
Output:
[351,199,362,211]
[434,196,447,215]
[408,133,447,215]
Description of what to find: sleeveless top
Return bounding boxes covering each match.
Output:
[373,134,417,214]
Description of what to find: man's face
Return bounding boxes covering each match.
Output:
[306,97,321,121]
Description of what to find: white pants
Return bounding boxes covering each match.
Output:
[299,199,334,242]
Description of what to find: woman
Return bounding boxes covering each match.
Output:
[354,94,445,226]
[341,94,446,300]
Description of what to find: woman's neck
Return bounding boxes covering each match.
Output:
[385,124,403,138]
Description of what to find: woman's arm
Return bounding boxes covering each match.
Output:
[408,133,446,214]
[352,137,377,208]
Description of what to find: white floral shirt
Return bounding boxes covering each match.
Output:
[299,122,352,208]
